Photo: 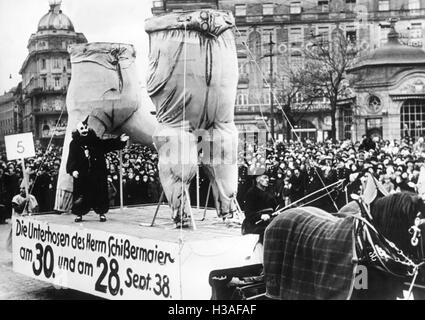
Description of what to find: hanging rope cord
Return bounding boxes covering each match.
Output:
[176,21,190,300]
[23,107,66,213]
[234,26,339,212]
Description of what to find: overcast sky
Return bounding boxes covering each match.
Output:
[0,0,154,94]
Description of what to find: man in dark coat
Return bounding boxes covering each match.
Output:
[0,167,7,224]
[242,173,278,243]
[3,164,20,220]
[66,117,129,222]
[32,164,51,213]
[290,168,305,202]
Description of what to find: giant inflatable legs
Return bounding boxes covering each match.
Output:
[55,43,158,211]
[145,10,239,224]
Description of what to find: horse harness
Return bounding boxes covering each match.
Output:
[353,199,425,298]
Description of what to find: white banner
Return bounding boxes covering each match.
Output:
[12,216,180,300]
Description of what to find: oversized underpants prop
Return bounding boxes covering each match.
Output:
[55,43,158,211]
[145,10,239,222]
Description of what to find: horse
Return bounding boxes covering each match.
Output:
[263,192,425,300]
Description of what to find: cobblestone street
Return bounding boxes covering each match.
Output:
[0,221,100,300]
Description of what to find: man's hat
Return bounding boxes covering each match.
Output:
[82,115,89,126]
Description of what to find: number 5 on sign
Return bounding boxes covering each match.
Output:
[5,132,36,161]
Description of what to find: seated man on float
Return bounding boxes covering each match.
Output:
[242,172,278,243]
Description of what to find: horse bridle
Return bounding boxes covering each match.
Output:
[354,199,425,278]
[409,212,425,263]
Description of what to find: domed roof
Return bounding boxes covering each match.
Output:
[351,25,425,70]
[37,0,74,32]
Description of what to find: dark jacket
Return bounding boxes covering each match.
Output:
[242,185,277,236]
[66,129,126,214]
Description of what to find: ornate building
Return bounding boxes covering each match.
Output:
[348,21,425,141]
[152,0,425,142]
[19,0,87,146]
[0,87,21,146]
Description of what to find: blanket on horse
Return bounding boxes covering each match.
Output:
[264,207,356,300]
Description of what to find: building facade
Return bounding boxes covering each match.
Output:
[19,0,87,146]
[152,0,425,142]
[0,87,20,146]
[348,22,425,142]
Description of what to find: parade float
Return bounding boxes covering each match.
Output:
[11,10,263,300]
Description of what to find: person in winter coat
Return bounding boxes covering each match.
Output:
[66,116,129,222]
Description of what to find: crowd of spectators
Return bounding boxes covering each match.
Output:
[237,135,425,212]
[0,144,163,223]
[2,134,425,223]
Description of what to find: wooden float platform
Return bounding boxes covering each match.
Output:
[12,205,261,300]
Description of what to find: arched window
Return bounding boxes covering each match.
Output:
[248,30,262,57]
[401,99,425,139]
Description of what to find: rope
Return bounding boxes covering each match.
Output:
[177,21,189,300]
[23,107,65,213]
[274,179,344,215]
[234,26,339,212]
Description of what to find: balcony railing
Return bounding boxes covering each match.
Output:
[26,86,68,97]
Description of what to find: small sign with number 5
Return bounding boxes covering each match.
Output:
[5,132,36,160]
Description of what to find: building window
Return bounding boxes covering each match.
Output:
[346,30,357,43]
[236,93,248,105]
[409,0,420,10]
[263,28,275,44]
[411,22,423,39]
[54,77,61,88]
[262,92,270,105]
[295,91,303,103]
[318,0,329,12]
[290,1,302,14]
[41,59,47,70]
[346,0,356,11]
[378,0,390,11]
[42,77,47,89]
[152,0,164,8]
[237,28,247,38]
[289,27,303,46]
[263,60,271,77]
[366,118,383,138]
[291,51,303,68]
[317,25,330,43]
[263,3,274,15]
[380,25,390,45]
[239,61,250,74]
[53,58,60,69]
[401,99,425,139]
[292,120,317,142]
[235,4,246,16]
[248,30,262,56]
[346,25,357,44]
